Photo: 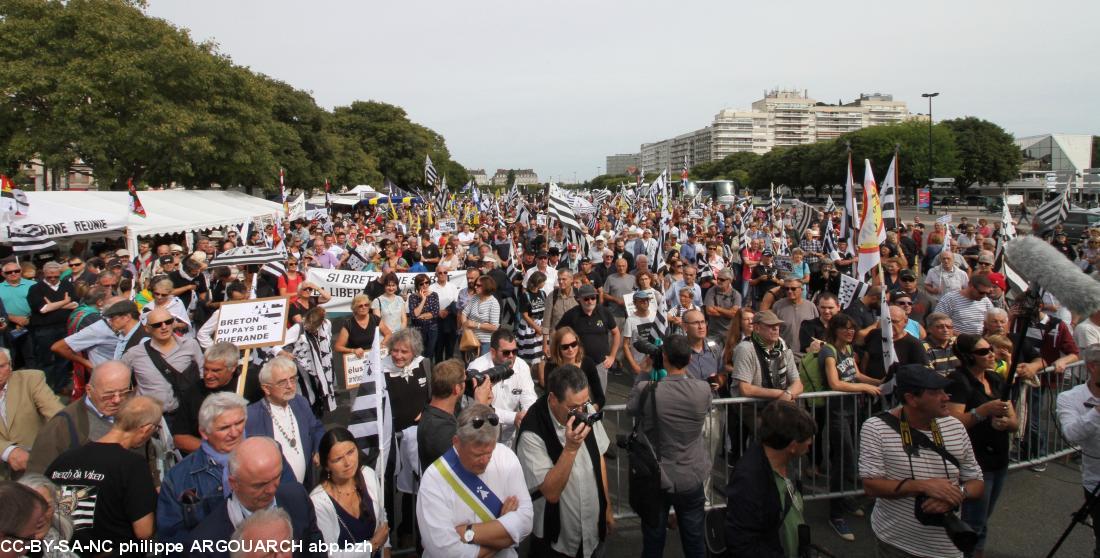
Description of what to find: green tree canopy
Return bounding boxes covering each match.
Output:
[941,117,1022,190]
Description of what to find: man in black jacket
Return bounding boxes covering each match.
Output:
[726,401,816,557]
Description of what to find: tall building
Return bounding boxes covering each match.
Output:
[605,153,640,176]
[618,88,913,171]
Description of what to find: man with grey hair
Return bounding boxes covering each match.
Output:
[245,357,324,486]
[1057,344,1100,557]
[416,403,533,557]
[983,307,1010,337]
[230,507,294,558]
[187,437,322,557]
[172,342,244,454]
[27,261,78,392]
[0,348,62,479]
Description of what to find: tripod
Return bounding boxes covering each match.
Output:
[1045,480,1100,557]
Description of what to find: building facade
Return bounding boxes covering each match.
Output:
[490,168,540,187]
[467,169,489,187]
[605,153,639,176]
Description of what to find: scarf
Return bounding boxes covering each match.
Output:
[385,355,425,381]
[201,440,233,496]
[226,494,276,529]
[751,332,790,390]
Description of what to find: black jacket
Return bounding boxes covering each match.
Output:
[187,481,323,558]
[725,443,787,558]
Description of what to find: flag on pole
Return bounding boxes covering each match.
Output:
[127,178,147,218]
[1035,187,1071,230]
[824,195,836,214]
[792,201,814,240]
[424,155,438,189]
[0,175,28,217]
[651,170,670,272]
[385,178,399,220]
[324,178,331,209]
[6,224,56,253]
[881,151,899,231]
[994,195,1027,293]
[843,152,860,252]
[822,215,840,260]
[279,168,288,217]
[856,159,886,281]
[681,155,689,191]
[879,294,898,396]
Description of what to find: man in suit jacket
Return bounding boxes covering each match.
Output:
[244,357,323,488]
[188,436,323,558]
[0,348,64,479]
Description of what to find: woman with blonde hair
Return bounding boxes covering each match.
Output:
[544,326,604,409]
[335,293,382,359]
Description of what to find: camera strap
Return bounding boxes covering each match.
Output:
[876,411,959,471]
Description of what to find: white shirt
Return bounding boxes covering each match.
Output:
[416,444,533,558]
[430,281,460,312]
[1076,320,1100,351]
[523,266,557,297]
[1057,384,1100,492]
[457,231,476,245]
[269,402,307,484]
[467,353,537,445]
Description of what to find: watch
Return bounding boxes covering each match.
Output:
[969,408,986,422]
[463,524,475,544]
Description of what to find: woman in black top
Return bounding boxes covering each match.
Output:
[544,326,605,409]
[334,293,381,359]
[312,427,388,557]
[407,274,440,359]
[946,334,1018,558]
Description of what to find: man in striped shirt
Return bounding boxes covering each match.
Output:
[860,365,983,558]
[933,275,995,336]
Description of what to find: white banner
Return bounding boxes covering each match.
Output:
[307,268,469,314]
[288,194,307,220]
[215,296,290,349]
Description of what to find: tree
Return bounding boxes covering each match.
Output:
[941,117,1022,192]
[506,169,516,188]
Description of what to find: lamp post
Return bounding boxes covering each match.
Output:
[921,92,939,215]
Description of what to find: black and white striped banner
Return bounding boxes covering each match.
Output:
[6,224,57,253]
[208,245,285,268]
[1036,188,1070,229]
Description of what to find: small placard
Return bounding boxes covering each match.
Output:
[215,296,290,349]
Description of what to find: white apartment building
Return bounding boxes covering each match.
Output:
[605,153,639,176]
[467,169,490,187]
[490,168,539,187]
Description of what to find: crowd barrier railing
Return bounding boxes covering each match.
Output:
[601,361,1088,519]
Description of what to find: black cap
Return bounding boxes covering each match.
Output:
[762,249,774,257]
[579,257,591,263]
[537,251,548,259]
[889,290,911,302]
[548,247,561,257]
[102,300,138,318]
[895,364,950,391]
[899,269,916,280]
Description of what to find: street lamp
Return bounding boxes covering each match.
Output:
[921,92,939,215]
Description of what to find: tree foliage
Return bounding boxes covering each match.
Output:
[941,117,1022,190]
[0,0,464,194]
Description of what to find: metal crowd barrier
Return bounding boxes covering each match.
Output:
[601,362,1088,519]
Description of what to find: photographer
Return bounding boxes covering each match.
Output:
[859,365,983,558]
[467,329,537,445]
[418,358,493,469]
[516,365,612,558]
[626,335,712,558]
[1056,343,1100,558]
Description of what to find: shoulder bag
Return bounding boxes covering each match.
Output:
[618,380,666,528]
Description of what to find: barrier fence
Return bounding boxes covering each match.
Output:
[601,362,1088,519]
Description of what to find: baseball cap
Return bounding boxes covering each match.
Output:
[115,249,130,257]
[753,310,783,326]
[633,290,653,300]
[899,269,916,280]
[548,247,561,257]
[577,284,598,298]
[895,364,950,391]
[762,249,774,257]
[889,290,912,302]
[987,272,1006,291]
[102,300,138,318]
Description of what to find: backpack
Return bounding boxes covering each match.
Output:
[798,343,835,409]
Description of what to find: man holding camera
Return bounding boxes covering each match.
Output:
[467,330,537,446]
[516,364,612,558]
[859,365,983,558]
[626,335,712,558]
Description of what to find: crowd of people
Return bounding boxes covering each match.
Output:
[0,192,1099,558]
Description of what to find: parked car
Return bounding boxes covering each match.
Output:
[1036,208,1100,239]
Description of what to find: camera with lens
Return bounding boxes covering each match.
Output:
[567,404,603,431]
[913,495,978,553]
[633,338,664,374]
[465,363,514,398]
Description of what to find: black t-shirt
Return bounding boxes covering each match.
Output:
[843,298,876,330]
[418,404,458,469]
[544,356,605,409]
[338,315,380,350]
[862,331,930,379]
[556,305,618,363]
[422,244,441,271]
[751,264,779,301]
[172,376,240,450]
[946,370,1010,471]
[46,442,156,556]
[169,270,195,308]
[28,281,77,328]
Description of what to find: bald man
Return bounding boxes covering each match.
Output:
[187,437,323,558]
[121,307,203,414]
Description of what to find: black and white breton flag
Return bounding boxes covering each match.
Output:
[424,155,438,189]
[993,197,1027,293]
[792,201,814,240]
[7,224,56,253]
[822,216,839,260]
[824,195,836,214]
[880,154,899,231]
[208,245,285,268]
[1035,187,1071,230]
[549,185,589,257]
[349,330,387,469]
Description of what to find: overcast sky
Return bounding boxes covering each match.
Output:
[147,0,1099,183]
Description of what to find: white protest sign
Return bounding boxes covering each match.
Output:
[345,354,367,388]
[215,296,290,349]
[288,194,307,220]
[308,268,468,314]
[439,219,457,233]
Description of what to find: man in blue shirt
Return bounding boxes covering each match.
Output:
[0,260,35,367]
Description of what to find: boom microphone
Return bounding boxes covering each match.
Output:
[1004,236,1100,317]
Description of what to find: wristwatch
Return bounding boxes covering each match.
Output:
[463,524,475,544]
[969,408,987,422]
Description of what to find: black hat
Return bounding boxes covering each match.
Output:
[899,269,916,280]
[762,249,774,257]
[895,364,950,392]
[548,247,561,257]
[102,300,138,318]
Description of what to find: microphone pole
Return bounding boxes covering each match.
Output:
[1001,284,1042,402]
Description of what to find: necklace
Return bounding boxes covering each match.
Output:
[269,404,299,450]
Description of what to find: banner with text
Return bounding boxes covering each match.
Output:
[307,268,469,315]
[215,296,290,349]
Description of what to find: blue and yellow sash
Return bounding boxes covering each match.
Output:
[433,447,503,523]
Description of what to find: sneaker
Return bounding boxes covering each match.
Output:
[848,505,866,518]
[1031,462,1048,472]
[829,518,856,542]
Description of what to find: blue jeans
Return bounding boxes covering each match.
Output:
[641,484,706,558]
[961,467,1007,553]
[1026,385,1050,459]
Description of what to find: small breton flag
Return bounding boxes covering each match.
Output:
[128,178,147,218]
[1,175,28,216]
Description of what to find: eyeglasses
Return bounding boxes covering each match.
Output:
[683,320,706,326]
[470,413,500,429]
[971,347,993,356]
[148,318,175,329]
[2,269,19,275]
[96,387,132,400]
[44,275,60,280]
[354,303,370,309]
[268,375,298,388]
[784,287,800,291]
[900,277,916,282]
[581,296,597,302]
[560,341,579,350]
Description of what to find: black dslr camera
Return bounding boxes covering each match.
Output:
[465,363,514,398]
[567,403,603,431]
[914,496,978,553]
[633,338,664,376]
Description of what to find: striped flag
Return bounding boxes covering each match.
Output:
[1035,187,1071,230]
[279,168,288,217]
[856,159,886,281]
[349,329,388,468]
[881,151,899,231]
[1,175,28,216]
[879,294,898,396]
[792,201,814,240]
[994,195,1027,293]
[549,184,589,258]
[842,152,860,251]
[7,224,56,253]
[824,195,836,214]
[681,155,689,191]
[822,215,839,260]
[424,155,438,189]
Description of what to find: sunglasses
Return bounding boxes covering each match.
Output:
[2,270,19,275]
[470,413,500,429]
[148,318,175,329]
[900,277,916,282]
[70,261,84,267]
[560,341,579,350]
[894,301,913,306]
[972,347,993,356]
[784,287,800,291]
[581,296,597,302]
[498,348,517,356]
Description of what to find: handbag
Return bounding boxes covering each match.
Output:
[460,327,480,352]
[617,380,666,528]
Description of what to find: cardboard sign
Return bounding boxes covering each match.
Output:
[307,268,469,314]
[439,219,457,232]
[215,296,290,349]
[344,353,367,389]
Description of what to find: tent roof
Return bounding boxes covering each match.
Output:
[26,190,283,238]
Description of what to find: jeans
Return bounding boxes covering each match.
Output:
[641,484,706,558]
[1026,385,1050,459]
[418,326,438,362]
[33,325,68,391]
[961,467,1007,553]
[828,401,859,519]
[876,538,925,558]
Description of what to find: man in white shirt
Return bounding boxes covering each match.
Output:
[467,331,537,445]
[1075,310,1100,350]
[523,253,558,297]
[457,224,477,247]
[416,403,534,558]
[1057,344,1100,557]
[924,251,970,296]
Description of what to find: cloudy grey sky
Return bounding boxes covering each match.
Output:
[147,0,1098,183]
